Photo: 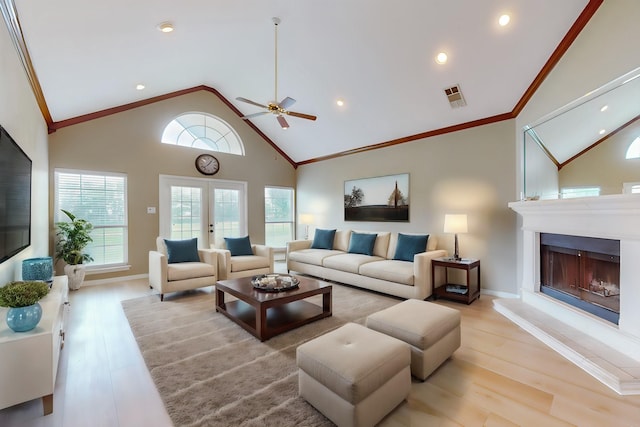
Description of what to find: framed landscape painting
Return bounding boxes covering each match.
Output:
[344,173,409,222]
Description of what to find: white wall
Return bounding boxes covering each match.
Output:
[296,119,518,295]
[0,21,50,284]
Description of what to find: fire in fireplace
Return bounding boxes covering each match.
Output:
[540,233,620,324]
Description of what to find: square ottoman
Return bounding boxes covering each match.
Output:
[296,322,411,427]
[366,299,461,380]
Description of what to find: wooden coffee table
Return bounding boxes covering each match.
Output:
[215,275,332,341]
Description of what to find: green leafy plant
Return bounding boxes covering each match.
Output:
[55,209,94,265]
[0,281,50,308]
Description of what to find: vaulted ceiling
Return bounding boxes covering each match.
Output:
[5,0,600,165]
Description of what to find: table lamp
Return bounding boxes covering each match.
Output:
[444,214,468,261]
[299,213,315,240]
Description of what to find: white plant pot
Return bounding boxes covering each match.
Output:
[64,264,86,291]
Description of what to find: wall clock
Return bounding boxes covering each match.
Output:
[195,154,220,175]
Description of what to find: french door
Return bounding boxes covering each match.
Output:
[159,175,247,248]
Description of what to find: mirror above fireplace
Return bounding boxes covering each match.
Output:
[523,66,640,200]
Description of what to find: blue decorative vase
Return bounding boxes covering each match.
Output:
[22,257,54,283]
[6,303,43,332]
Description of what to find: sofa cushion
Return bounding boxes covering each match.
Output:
[311,229,336,249]
[387,232,437,259]
[372,232,391,258]
[427,235,438,251]
[289,249,343,266]
[352,230,390,258]
[359,260,415,286]
[167,261,215,281]
[348,232,377,256]
[230,255,270,272]
[323,253,382,274]
[164,238,200,263]
[393,233,429,262]
[224,236,254,256]
[333,229,352,252]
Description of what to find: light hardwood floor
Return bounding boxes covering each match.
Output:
[1,265,639,427]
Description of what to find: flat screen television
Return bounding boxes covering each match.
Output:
[0,125,32,264]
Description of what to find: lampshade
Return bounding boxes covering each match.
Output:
[299,213,315,225]
[444,214,468,234]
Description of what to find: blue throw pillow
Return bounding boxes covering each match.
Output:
[348,232,378,256]
[224,236,254,256]
[311,229,336,249]
[393,233,429,262]
[164,238,200,263]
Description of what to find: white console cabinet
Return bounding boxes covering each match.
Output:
[0,276,69,415]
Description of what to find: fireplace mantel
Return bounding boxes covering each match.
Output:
[498,194,640,394]
[509,195,640,240]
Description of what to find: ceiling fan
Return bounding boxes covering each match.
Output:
[236,17,317,130]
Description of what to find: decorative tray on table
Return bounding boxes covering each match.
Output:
[252,274,300,292]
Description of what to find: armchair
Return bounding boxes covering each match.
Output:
[149,237,218,301]
[210,237,274,280]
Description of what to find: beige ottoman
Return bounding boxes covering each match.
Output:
[366,299,461,380]
[296,322,411,427]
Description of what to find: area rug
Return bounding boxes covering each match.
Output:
[121,283,400,427]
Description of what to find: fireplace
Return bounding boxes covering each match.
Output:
[500,195,640,395]
[540,233,620,324]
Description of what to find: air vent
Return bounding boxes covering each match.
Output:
[444,84,466,108]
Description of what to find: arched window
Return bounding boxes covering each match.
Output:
[626,136,640,159]
[161,113,244,155]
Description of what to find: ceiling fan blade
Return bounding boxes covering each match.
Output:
[241,112,270,119]
[278,97,296,109]
[286,111,317,121]
[276,115,290,129]
[236,97,268,109]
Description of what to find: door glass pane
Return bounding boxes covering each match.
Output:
[214,188,241,238]
[170,186,202,240]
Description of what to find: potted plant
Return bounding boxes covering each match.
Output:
[55,209,94,290]
[0,280,50,332]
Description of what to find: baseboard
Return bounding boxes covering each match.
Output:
[83,273,149,287]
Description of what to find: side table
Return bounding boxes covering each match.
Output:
[432,257,480,304]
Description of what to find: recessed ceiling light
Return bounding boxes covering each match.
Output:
[336,99,345,107]
[499,14,510,26]
[435,52,448,64]
[157,22,174,33]
[599,129,606,135]
[136,84,145,90]
[600,105,608,112]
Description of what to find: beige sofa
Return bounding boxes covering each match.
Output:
[286,229,447,300]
